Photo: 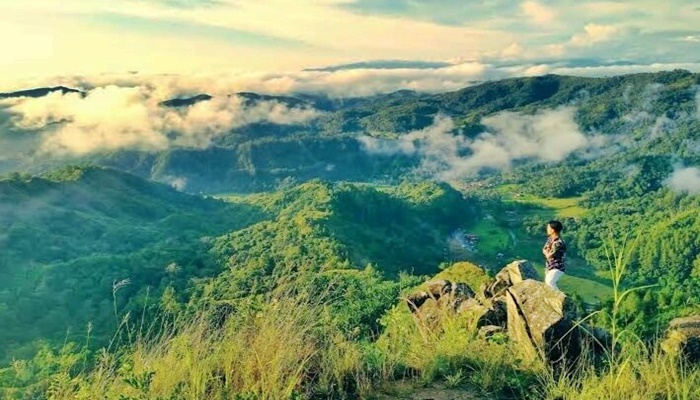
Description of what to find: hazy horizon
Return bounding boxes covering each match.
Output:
[1,0,699,92]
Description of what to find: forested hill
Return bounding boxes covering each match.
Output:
[105,70,700,192]
[0,68,699,397]
[0,167,476,364]
[0,166,266,361]
[5,70,698,193]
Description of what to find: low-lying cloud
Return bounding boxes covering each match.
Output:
[3,61,699,101]
[360,107,610,180]
[620,83,698,143]
[0,63,698,162]
[665,166,700,195]
[0,85,320,156]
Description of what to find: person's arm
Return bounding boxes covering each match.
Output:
[544,241,559,259]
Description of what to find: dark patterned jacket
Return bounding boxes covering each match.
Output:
[544,236,567,272]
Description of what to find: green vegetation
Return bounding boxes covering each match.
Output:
[53,70,694,193]
[0,166,267,363]
[1,166,699,398]
[496,185,587,219]
[2,259,697,399]
[2,70,700,398]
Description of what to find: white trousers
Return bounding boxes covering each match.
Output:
[545,269,564,290]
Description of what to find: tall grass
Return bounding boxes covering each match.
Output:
[374,298,541,398]
[43,287,370,400]
[16,239,700,400]
[541,237,700,399]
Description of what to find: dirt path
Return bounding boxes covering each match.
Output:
[372,382,497,400]
[373,388,483,399]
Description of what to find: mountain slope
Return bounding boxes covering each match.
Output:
[0,86,84,99]
[201,180,475,304]
[88,70,700,193]
[0,166,266,361]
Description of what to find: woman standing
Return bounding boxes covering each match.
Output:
[543,220,567,291]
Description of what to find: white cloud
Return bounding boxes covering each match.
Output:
[359,107,610,180]
[475,107,607,165]
[570,24,621,47]
[683,35,700,42]
[6,87,169,155]
[521,1,556,24]
[6,60,698,102]
[666,166,700,194]
[546,62,700,77]
[358,136,417,156]
[1,86,320,156]
[522,64,552,76]
[0,61,697,160]
[1,62,498,99]
[0,0,516,77]
[622,83,662,126]
[649,115,679,141]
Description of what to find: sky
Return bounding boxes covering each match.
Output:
[1,0,699,89]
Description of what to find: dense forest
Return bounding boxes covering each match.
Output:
[0,71,699,398]
[2,70,698,193]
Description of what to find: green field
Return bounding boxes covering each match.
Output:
[461,184,611,303]
[219,184,612,303]
[495,184,588,218]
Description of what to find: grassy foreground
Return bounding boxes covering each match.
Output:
[1,262,697,400]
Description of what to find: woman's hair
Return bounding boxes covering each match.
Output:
[547,220,563,234]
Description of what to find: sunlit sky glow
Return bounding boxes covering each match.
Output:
[1,0,699,91]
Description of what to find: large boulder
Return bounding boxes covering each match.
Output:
[484,260,538,298]
[505,279,581,367]
[404,262,585,370]
[662,315,700,363]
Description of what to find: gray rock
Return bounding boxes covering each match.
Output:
[484,260,538,298]
[406,280,476,313]
[662,315,700,363]
[457,296,507,328]
[506,279,581,367]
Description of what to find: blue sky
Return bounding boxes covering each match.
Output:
[0,0,699,84]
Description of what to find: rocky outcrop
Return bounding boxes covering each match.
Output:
[483,260,538,298]
[662,315,700,363]
[505,279,581,366]
[406,261,584,367]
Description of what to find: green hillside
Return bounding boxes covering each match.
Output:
[0,166,266,362]
[30,70,686,193]
[0,71,699,398]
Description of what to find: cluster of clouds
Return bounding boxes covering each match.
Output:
[0,85,320,156]
[360,107,611,180]
[1,1,699,85]
[620,82,700,196]
[357,76,700,185]
[4,59,700,101]
[0,58,697,191]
